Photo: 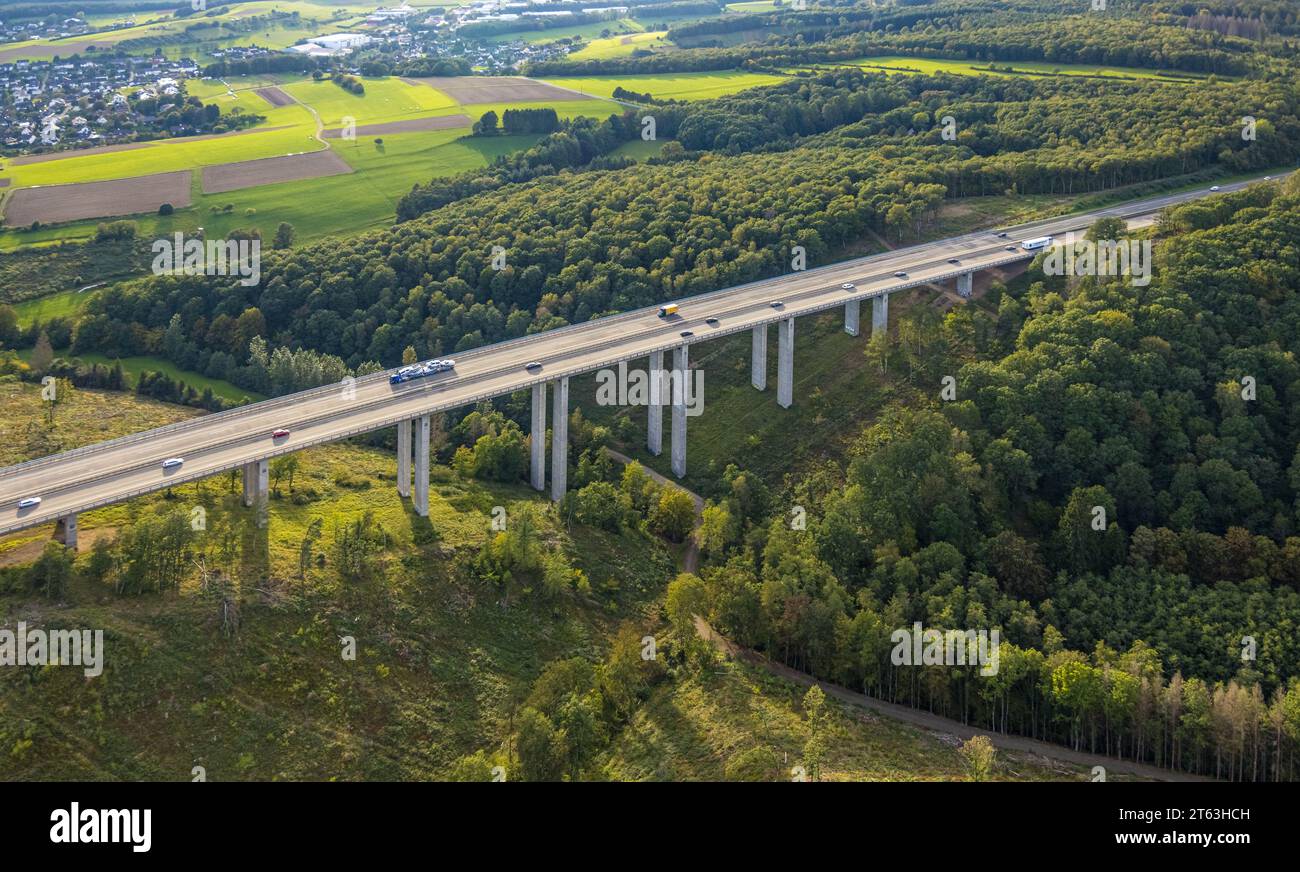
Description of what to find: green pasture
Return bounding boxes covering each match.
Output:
[16,348,258,403]
[569,30,670,60]
[543,70,788,101]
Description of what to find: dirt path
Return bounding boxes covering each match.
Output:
[693,619,1210,781]
[0,526,115,568]
[604,446,703,571]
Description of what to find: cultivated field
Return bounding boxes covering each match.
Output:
[402,76,592,104]
[254,86,296,107]
[3,171,192,226]
[202,150,352,194]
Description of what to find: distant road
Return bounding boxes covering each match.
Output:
[0,173,1285,535]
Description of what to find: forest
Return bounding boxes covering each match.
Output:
[54,66,1298,391]
[664,179,1300,780]
[6,0,1300,781]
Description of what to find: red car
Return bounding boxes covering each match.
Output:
[272,429,290,439]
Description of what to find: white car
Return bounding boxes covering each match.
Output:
[841,282,855,290]
[1210,185,1221,192]
[18,496,41,509]
[162,458,184,469]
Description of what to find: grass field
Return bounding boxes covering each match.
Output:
[2,106,319,188]
[544,70,788,101]
[0,378,681,780]
[609,139,666,161]
[724,1,779,10]
[569,30,669,60]
[15,348,258,403]
[11,288,100,325]
[0,378,1113,781]
[826,55,1224,83]
[280,77,462,128]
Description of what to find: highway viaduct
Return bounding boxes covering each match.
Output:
[0,176,1281,548]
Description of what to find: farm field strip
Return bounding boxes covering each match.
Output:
[201,150,353,194]
[3,171,193,226]
[321,115,473,138]
[542,70,789,101]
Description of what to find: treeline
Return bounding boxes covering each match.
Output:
[501,107,561,135]
[388,57,472,77]
[396,113,633,221]
[66,69,1300,377]
[630,0,721,19]
[201,53,318,79]
[532,10,1265,76]
[842,18,1261,76]
[458,11,620,39]
[134,369,229,412]
[332,73,364,95]
[1149,0,1300,36]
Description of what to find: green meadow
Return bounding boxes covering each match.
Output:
[544,70,788,101]
[15,348,258,403]
[569,30,670,60]
[827,55,1222,83]
[11,289,99,325]
[280,76,461,127]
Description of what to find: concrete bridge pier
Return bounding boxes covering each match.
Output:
[550,376,569,501]
[751,325,767,391]
[242,459,268,508]
[671,345,688,479]
[872,293,889,335]
[957,271,973,298]
[648,349,663,456]
[845,299,860,336]
[55,514,77,550]
[530,382,546,491]
[241,459,268,526]
[777,317,794,409]
[413,415,430,517]
[397,418,412,498]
